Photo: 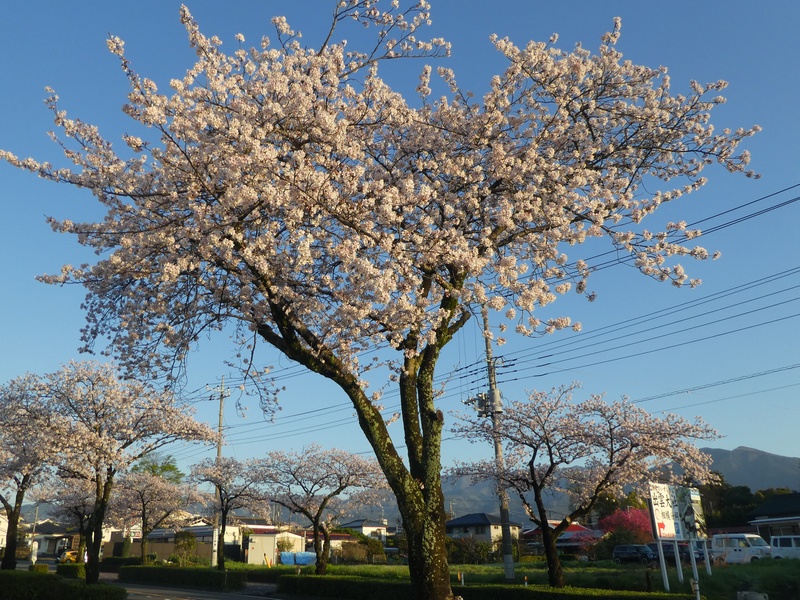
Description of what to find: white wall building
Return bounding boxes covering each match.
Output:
[245,531,304,566]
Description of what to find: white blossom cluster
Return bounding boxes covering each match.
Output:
[451,382,719,527]
[0,4,757,387]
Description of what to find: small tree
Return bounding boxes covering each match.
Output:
[276,536,295,554]
[44,361,216,584]
[190,457,266,571]
[46,477,96,565]
[452,382,718,588]
[261,444,388,574]
[173,530,196,567]
[115,470,198,564]
[0,375,62,570]
[131,454,185,485]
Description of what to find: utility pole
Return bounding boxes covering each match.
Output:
[481,306,515,582]
[207,377,229,569]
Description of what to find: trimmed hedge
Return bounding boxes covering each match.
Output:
[0,570,127,600]
[27,564,49,573]
[56,562,86,579]
[276,575,697,600]
[100,557,142,572]
[118,565,246,590]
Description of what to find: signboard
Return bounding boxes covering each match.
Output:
[649,482,707,540]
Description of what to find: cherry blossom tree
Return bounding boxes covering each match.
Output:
[114,470,199,564]
[45,477,96,564]
[451,382,719,588]
[189,457,266,570]
[43,361,216,584]
[0,374,64,570]
[0,2,758,597]
[261,444,388,574]
[598,507,653,544]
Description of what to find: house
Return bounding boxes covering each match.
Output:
[520,521,600,553]
[340,519,388,543]
[29,520,77,557]
[748,492,800,540]
[445,513,521,544]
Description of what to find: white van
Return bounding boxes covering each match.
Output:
[771,535,800,559]
[710,534,771,564]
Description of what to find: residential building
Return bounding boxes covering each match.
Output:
[445,513,521,544]
[340,518,388,543]
[748,492,800,540]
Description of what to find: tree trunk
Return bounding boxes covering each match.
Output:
[540,523,565,587]
[217,508,228,570]
[85,516,105,584]
[312,520,329,575]
[257,292,466,600]
[140,530,151,565]
[0,505,21,570]
[530,482,565,588]
[85,473,114,584]
[399,484,453,600]
[0,481,29,570]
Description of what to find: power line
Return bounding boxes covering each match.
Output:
[630,364,800,404]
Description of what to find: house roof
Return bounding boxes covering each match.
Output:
[31,520,70,536]
[520,522,592,538]
[748,492,800,520]
[446,513,522,528]
[340,519,387,529]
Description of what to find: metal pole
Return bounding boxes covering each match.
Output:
[482,306,515,582]
[208,377,228,568]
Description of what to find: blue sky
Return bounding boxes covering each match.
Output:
[1,1,798,486]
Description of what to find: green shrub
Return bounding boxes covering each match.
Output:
[58,580,128,600]
[118,565,246,590]
[0,570,56,600]
[0,570,127,600]
[519,555,546,564]
[172,531,196,567]
[166,552,209,566]
[56,562,86,579]
[28,564,49,573]
[100,556,142,572]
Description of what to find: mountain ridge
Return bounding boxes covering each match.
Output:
[435,446,800,524]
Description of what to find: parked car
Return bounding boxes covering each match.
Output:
[648,541,678,562]
[58,550,78,564]
[771,535,800,559]
[648,541,704,562]
[612,544,657,564]
[710,534,771,564]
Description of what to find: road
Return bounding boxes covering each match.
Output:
[122,582,279,599]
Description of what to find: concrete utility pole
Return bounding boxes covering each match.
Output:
[208,377,230,568]
[481,306,515,582]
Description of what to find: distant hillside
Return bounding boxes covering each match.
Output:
[440,446,800,523]
[703,446,800,493]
